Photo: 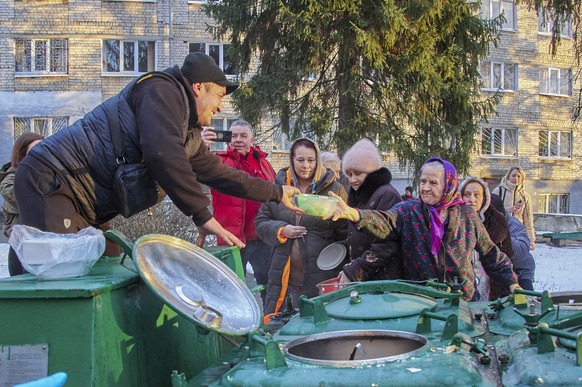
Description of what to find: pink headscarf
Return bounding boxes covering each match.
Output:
[422,157,465,256]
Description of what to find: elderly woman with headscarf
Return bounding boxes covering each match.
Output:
[255,138,347,316]
[330,157,519,301]
[460,177,514,300]
[338,139,403,283]
[492,166,536,250]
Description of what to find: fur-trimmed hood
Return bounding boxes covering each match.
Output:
[347,167,392,207]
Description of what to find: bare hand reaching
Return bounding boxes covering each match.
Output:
[280,185,304,215]
[197,217,245,249]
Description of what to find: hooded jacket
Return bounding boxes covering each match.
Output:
[491,167,535,244]
[342,167,403,281]
[212,145,276,245]
[22,66,282,226]
[0,163,17,237]
[255,138,347,314]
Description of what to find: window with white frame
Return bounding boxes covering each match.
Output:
[538,193,569,214]
[538,8,573,37]
[539,130,571,158]
[480,0,516,30]
[208,117,237,151]
[15,39,68,75]
[13,116,69,139]
[189,43,237,77]
[539,68,572,96]
[480,61,517,91]
[102,40,156,74]
[481,127,518,157]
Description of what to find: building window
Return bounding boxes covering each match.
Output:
[539,130,571,158]
[189,43,237,77]
[481,0,516,31]
[539,68,572,96]
[481,127,517,157]
[13,116,69,138]
[538,8,573,37]
[102,40,156,74]
[15,39,68,75]
[207,117,237,151]
[480,61,517,91]
[538,193,569,214]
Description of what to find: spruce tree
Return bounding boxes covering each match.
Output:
[205,0,501,174]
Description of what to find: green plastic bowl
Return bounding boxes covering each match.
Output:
[294,194,339,217]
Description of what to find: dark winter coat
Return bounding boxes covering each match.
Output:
[342,168,404,281]
[23,67,281,226]
[508,216,536,282]
[256,168,347,315]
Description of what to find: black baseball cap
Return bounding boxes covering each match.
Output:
[180,52,239,95]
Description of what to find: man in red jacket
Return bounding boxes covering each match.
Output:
[199,120,275,299]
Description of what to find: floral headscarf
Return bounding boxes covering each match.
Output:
[422,157,464,256]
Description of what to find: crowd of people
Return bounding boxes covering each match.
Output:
[2,51,537,314]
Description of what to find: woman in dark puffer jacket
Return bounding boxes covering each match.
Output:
[338,139,403,283]
[255,138,347,316]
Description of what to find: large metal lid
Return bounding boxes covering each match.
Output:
[133,234,260,336]
[324,292,437,320]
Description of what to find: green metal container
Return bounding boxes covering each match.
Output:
[0,248,242,387]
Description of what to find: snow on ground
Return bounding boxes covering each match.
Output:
[1,242,580,293]
[531,242,581,292]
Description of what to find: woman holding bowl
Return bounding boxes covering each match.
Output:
[255,138,347,315]
[330,157,519,301]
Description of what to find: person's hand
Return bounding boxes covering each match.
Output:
[198,217,245,249]
[507,202,523,215]
[327,192,360,222]
[201,126,217,147]
[280,185,304,215]
[196,227,208,247]
[530,241,536,251]
[281,225,307,239]
[338,271,350,285]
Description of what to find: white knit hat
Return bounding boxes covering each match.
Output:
[342,139,383,174]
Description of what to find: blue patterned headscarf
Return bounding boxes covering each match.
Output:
[422,157,464,256]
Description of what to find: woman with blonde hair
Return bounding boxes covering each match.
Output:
[492,166,535,250]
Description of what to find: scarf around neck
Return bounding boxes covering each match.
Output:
[423,157,464,256]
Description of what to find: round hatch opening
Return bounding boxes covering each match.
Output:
[284,330,427,367]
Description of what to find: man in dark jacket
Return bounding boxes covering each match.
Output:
[12,52,300,276]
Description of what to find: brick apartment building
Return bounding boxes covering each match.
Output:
[0,0,580,212]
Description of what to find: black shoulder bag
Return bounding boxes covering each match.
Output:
[108,98,164,218]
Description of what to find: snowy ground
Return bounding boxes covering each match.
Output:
[1,242,580,293]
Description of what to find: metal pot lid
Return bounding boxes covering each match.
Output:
[133,234,260,336]
[324,292,437,320]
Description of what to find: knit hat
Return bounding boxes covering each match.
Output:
[342,139,383,174]
[180,52,239,94]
